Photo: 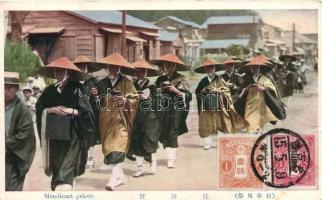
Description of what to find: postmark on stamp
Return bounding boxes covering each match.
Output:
[218,135,263,189]
[295,134,316,187]
[250,128,311,188]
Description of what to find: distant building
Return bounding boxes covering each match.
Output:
[281,30,317,58]
[303,33,318,43]
[18,10,160,64]
[154,16,202,39]
[257,23,288,57]
[159,30,184,57]
[201,15,261,50]
[154,16,204,64]
[200,38,250,55]
[261,23,283,40]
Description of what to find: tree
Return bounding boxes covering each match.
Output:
[9,11,30,42]
[5,40,41,82]
[225,45,244,58]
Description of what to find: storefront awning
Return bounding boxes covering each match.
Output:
[28,27,65,34]
[100,27,131,34]
[126,36,146,42]
[140,31,159,37]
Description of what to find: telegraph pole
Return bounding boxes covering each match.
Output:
[121,10,127,57]
[252,13,256,55]
[292,23,296,52]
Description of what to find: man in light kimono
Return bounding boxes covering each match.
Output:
[97,53,139,191]
[195,58,248,149]
[235,56,286,133]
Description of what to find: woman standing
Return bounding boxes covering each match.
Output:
[151,54,192,169]
[96,53,139,191]
[129,59,161,177]
[195,58,247,150]
[36,57,95,191]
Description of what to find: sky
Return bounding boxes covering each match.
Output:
[256,9,317,34]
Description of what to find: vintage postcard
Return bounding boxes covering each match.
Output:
[0,0,321,200]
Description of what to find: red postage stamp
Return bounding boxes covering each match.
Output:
[296,134,316,186]
[218,135,263,189]
[251,129,315,188]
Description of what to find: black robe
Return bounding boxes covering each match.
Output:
[155,71,192,148]
[129,78,162,157]
[82,77,100,145]
[221,72,242,102]
[284,62,297,97]
[195,75,217,114]
[6,98,36,191]
[36,81,95,190]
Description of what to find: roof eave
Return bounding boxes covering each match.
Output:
[98,22,159,31]
[65,11,98,25]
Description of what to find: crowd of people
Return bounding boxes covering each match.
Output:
[5,51,309,191]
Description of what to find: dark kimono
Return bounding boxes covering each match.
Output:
[129,78,162,158]
[36,81,95,190]
[155,71,192,148]
[6,98,36,191]
[82,77,100,145]
[284,62,297,97]
[221,72,242,103]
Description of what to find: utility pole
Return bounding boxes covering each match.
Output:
[292,23,296,52]
[121,10,127,57]
[252,13,256,55]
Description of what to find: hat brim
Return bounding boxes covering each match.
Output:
[5,77,20,86]
[279,55,296,62]
[194,64,224,74]
[150,60,191,71]
[5,82,19,86]
[74,62,106,73]
[95,61,137,77]
[38,66,91,81]
[135,67,162,77]
[245,64,272,68]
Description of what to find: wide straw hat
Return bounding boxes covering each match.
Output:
[279,53,296,62]
[150,54,190,71]
[5,71,20,85]
[38,57,90,81]
[223,58,242,65]
[97,53,136,76]
[194,58,223,74]
[73,55,105,73]
[132,59,161,77]
[245,56,273,67]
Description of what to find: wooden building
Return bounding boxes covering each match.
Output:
[159,30,184,57]
[200,38,250,55]
[21,11,160,64]
[154,16,204,64]
[201,15,261,48]
[154,16,202,39]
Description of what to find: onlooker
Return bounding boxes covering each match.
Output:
[5,71,36,191]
